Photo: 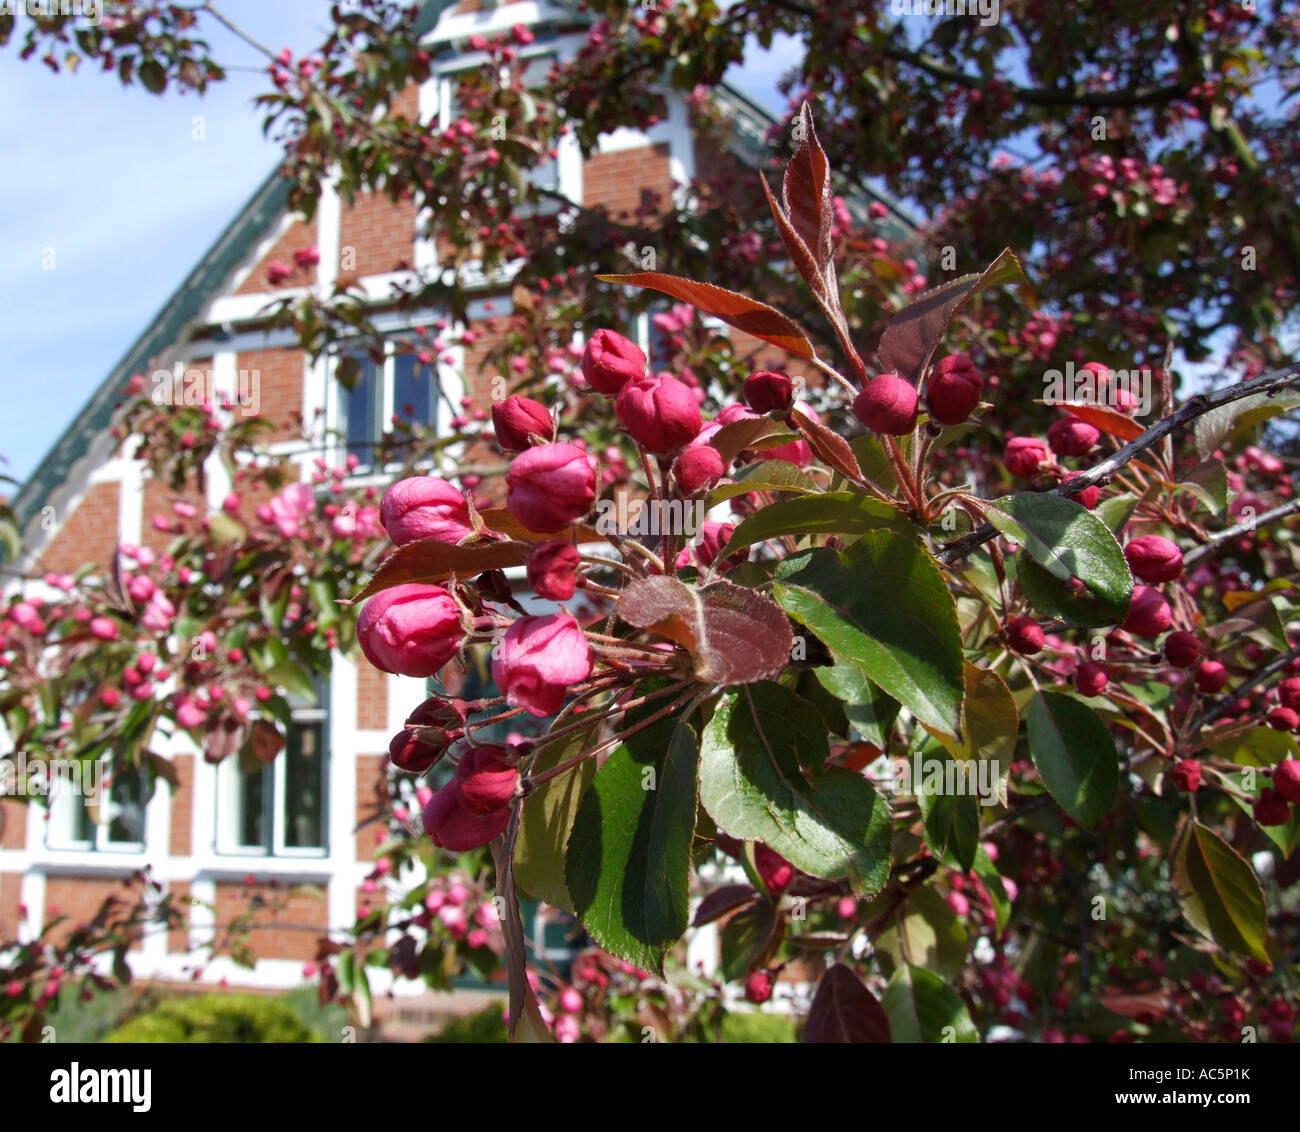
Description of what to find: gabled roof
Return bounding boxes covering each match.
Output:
[16,2,916,540]
[12,166,289,531]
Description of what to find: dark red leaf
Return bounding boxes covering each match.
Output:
[692,884,761,927]
[1039,401,1145,441]
[803,963,892,1043]
[762,173,823,301]
[598,272,814,361]
[876,249,1029,386]
[615,576,793,685]
[783,102,833,269]
[345,537,533,604]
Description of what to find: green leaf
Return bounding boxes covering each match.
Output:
[718,899,777,981]
[706,459,818,505]
[915,739,981,872]
[923,661,1016,807]
[138,57,166,94]
[1172,459,1230,516]
[873,885,968,981]
[1207,728,1299,768]
[514,723,601,913]
[722,492,916,559]
[1026,691,1118,829]
[1172,820,1269,963]
[265,662,317,703]
[1194,389,1300,459]
[882,963,979,1043]
[565,717,699,975]
[773,531,965,734]
[699,684,891,894]
[1095,492,1138,535]
[986,493,1132,618]
[813,662,900,750]
[1017,553,1128,627]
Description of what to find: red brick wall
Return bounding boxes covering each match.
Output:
[357,661,389,730]
[355,753,388,862]
[237,346,305,443]
[212,879,328,963]
[583,143,674,220]
[43,874,139,948]
[166,879,191,954]
[0,799,26,850]
[0,871,22,940]
[37,481,120,573]
[339,191,418,279]
[169,754,193,857]
[233,218,318,295]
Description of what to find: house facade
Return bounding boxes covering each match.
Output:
[0,0,910,1004]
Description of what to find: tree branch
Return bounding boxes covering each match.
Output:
[936,363,1300,566]
[1183,497,1300,568]
[1200,641,1300,728]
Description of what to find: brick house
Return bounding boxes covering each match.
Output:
[0,0,911,1004]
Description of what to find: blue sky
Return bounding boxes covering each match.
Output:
[0,2,794,485]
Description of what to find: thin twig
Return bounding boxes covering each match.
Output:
[1182,497,1300,567]
[936,363,1300,566]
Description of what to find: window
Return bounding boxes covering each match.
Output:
[49,759,149,852]
[339,348,440,471]
[216,692,329,856]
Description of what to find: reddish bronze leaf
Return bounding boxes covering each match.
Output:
[345,537,533,604]
[804,963,892,1043]
[1039,401,1145,441]
[616,576,793,685]
[876,249,1029,386]
[790,405,863,482]
[762,172,823,300]
[598,272,814,361]
[709,417,801,466]
[783,102,833,270]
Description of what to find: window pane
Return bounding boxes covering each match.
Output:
[344,354,379,464]
[105,765,146,845]
[236,765,267,849]
[392,353,436,429]
[283,721,326,850]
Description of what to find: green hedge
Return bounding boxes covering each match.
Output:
[103,993,322,1043]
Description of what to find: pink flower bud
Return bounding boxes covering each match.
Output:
[126,574,156,604]
[616,374,703,454]
[1006,616,1045,654]
[1273,760,1300,804]
[457,746,519,813]
[506,442,596,532]
[358,584,466,677]
[491,394,552,451]
[581,329,646,395]
[1074,661,1108,696]
[1061,471,1099,509]
[293,245,320,268]
[1004,436,1049,477]
[1194,660,1228,694]
[1254,788,1290,826]
[1123,585,1172,638]
[852,373,918,435]
[1170,759,1202,793]
[743,371,794,414]
[744,970,774,1005]
[492,612,592,718]
[380,476,475,546]
[389,728,443,774]
[89,617,117,641]
[140,592,175,634]
[1164,631,1201,668]
[526,541,581,601]
[1267,707,1298,732]
[1124,535,1183,583]
[673,444,725,495]
[925,354,982,425]
[1047,415,1100,458]
[755,844,793,893]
